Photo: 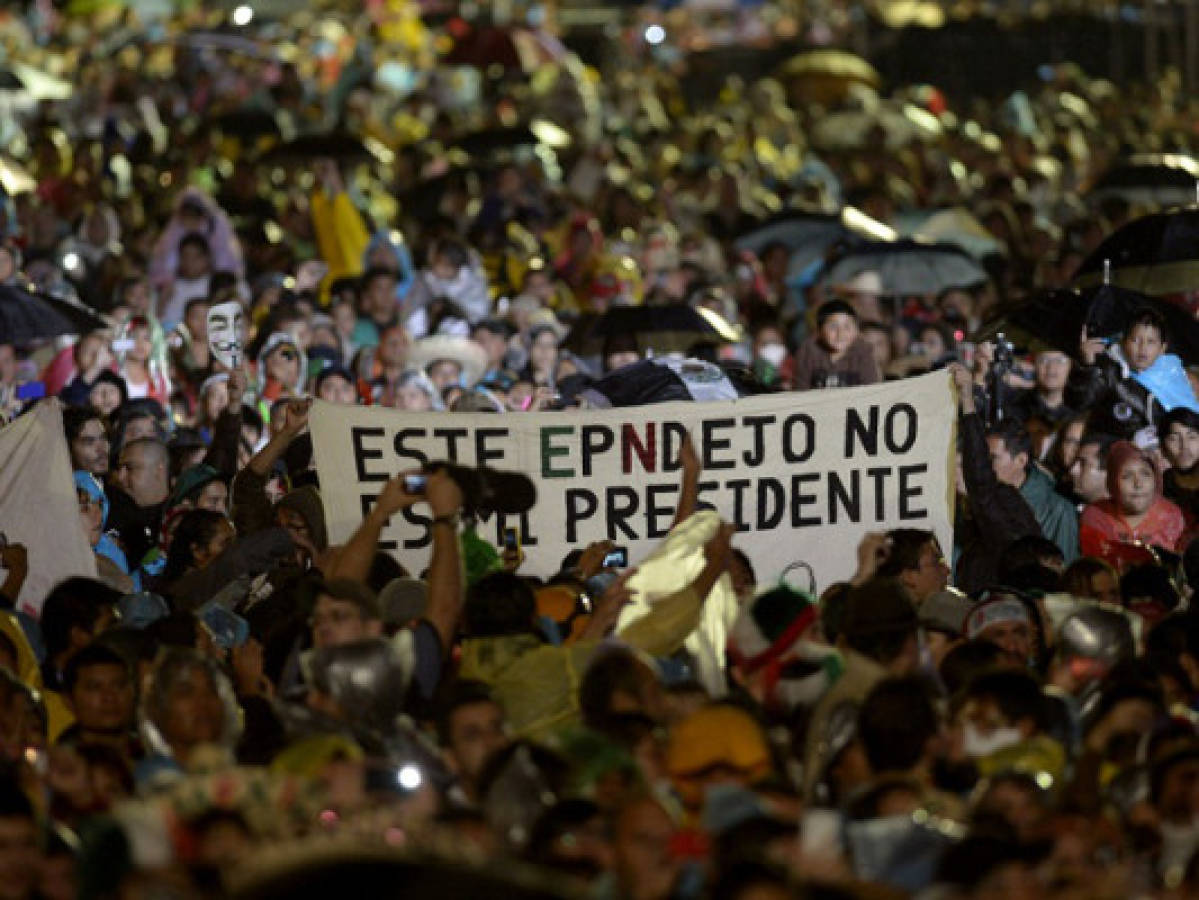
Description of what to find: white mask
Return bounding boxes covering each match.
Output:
[207,301,245,369]
[758,342,788,368]
[962,723,1024,759]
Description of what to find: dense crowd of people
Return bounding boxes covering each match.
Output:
[2,1,1199,898]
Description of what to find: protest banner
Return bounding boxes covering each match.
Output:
[0,400,97,616]
[310,370,957,590]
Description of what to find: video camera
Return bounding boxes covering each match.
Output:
[411,461,538,521]
[985,332,1017,427]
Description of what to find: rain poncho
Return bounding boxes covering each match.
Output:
[149,187,245,288]
[311,190,371,297]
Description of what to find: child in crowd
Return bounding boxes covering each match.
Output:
[792,299,881,390]
[1069,307,1199,445]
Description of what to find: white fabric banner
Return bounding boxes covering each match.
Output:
[0,400,98,617]
[310,371,957,592]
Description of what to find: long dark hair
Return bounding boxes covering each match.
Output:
[160,509,228,585]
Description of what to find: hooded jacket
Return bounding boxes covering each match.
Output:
[75,471,130,575]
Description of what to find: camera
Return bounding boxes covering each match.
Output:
[432,461,537,519]
[402,461,538,520]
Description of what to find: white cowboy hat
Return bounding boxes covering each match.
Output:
[406,335,489,388]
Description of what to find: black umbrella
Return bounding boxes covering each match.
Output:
[1088,154,1199,208]
[1073,207,1199,295]
[974,284,1199,364]
[563,305,739,358]
[0,284,107,345]
[210,108,282,139]
[258,132,378,165]
[229,848,569,900]
[973,289,1087,355]
[456,125,538,157]
[1080,283,1199,364]
[821,238,988,295]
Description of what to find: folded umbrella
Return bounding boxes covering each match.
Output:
[0,283,107,345]
[1073,207,1199,296]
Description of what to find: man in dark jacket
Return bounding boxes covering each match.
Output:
[107,437,170,567]
[949,365,1043,594]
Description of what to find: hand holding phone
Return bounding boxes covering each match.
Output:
[603,547,628,568]
[503,526,520,551]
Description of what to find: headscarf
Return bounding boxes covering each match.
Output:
[1105,440,1164,506]
[74,470,129,574]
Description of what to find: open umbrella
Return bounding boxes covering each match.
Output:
[810,102,942,152]
[895,207,1004,259]
[973,283,1199,364]
[229,846,569,900]
[211,108,283,140]
[443,26,567,74]
[455,121,570,157]
[1088,154,1199,208]
[1080,282,1199,364]
[259,132,379,165]
[1073,207,1199,296]
[564,305,739,358]
[777,49,880,104]
[733,206,896,257]
[821,239,988,296]
[973,289,1086,354]
[0,283,107,345]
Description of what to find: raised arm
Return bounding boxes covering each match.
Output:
[231,398,310,535]
[423,469,465,654]
[671,432,702,530]
[324,473,417,584]
[202,367,247,479]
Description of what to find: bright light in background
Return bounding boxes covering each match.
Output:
[397,764,422,791]
[232,5,253,26]
[644,25,666,46]
[62,252,80,272]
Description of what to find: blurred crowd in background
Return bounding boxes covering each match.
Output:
[1,0,1199,898]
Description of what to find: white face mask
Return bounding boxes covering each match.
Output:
[962,723,1024,759]
[207,301,245,369]
[758,342,788,368]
